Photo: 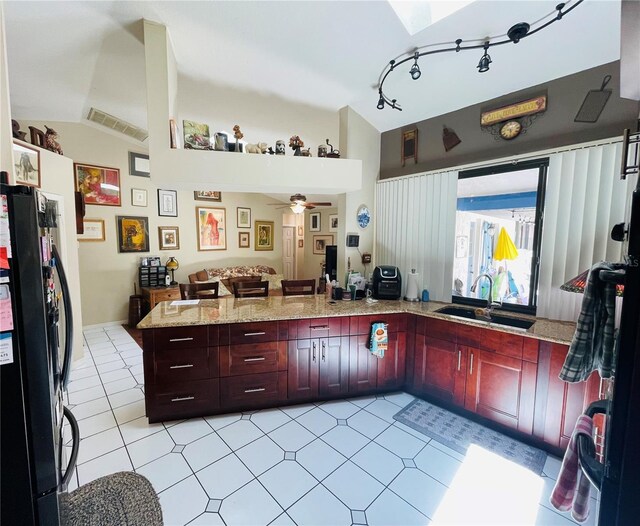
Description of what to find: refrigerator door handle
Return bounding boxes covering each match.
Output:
[52,245,73,390]
[60,406,79,489]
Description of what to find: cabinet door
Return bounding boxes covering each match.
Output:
[287,339,319,401]
[465,347,536,433]
[319,336,349,398]
[377,332,406,391]
[349,335,378,393]
[414,337,466,406]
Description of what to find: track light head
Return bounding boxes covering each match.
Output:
[409,51,421,80]
[377,96,385,110]
[477,42,492,73]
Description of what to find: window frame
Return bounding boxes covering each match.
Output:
[453,157,548,316]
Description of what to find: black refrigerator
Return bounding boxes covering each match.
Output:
[1,180,79,526]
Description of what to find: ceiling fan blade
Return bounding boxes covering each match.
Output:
[304,204,316,210]
[307,202,333,207]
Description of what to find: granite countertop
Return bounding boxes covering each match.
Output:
[137,295,576,345]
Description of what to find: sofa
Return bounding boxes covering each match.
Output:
[188,265,283,295]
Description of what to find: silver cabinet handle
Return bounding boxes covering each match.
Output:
[244,387,266,393]
[469,353,474,375]
[457,350,461,371]
[244,357,266,362]
[244,331,266,336]
[322,341,326,361]
[171,396,195,402]
[170,364,194,369]
[169,337,194,342]
[312,342,316,362]
[311,325,329,331]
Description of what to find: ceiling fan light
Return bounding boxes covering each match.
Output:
[291,203,306,214]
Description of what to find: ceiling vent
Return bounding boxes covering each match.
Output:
[86,107,148,142]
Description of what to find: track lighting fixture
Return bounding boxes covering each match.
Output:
[477,42,491,73]
[375,0,583,111]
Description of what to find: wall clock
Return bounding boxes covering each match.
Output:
[499,120,522,140]
[356,205,371,229]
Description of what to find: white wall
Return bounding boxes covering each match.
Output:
[21,120,286,326]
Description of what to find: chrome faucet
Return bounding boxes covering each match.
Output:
[470,273,501,317]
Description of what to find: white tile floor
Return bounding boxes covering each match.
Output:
[64,324,600,526]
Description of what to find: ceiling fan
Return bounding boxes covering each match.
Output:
[270,194,333,214]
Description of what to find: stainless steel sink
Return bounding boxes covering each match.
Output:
[435,306,535,330]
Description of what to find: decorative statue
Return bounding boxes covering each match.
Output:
[213,132,228,151]
[232,125,243,153]
[275,140,286,155]
[245,142,268,154]
[267,147,275,155]
[300,148,312,157]
[326,138,340,158]
[12,119,26,141]
[44,126,63,155]
[317,144,328,157]
[289,135,304,156]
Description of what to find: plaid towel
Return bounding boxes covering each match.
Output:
[550,415,593,523]
[560,262,617,382]
[369,322,388,359]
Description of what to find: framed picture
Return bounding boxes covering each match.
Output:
[196,207,226,251]
[237,207,251,228]
[158,226,180,250]
[13,141,40,187]
[455,235,468,258]
[74,163,121,206]
[401,129,418,167]
[313,235,333,255]
[131,188,147,207]
[329,214,338,233]
[116,216,149,253]
[194,191,222,202]
[128,152,150,177]
[77,219,105,242]
[298,239,304,248]
[309,212,321,232]
[255,220,274,251]
[183,120,210,150]
[158,189,178,217]
[297,225,303,237]
[238,231,250,248]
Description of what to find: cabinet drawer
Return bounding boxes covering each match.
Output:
[350,313,407,335]
[220,372,286,409]
[288,317,350,339]
[226,322,278,345]
[153,347,218,383]
[146,378,219,423]
[153,326,208,351]
[220,342,285,376]
[153,289,180,303]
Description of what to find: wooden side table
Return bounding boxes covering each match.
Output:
[141,286,180,310]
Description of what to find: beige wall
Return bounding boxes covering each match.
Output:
[21,120,286,326]
[301,207,337,282]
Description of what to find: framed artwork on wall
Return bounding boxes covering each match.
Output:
[401,128,418,167]
[77,219,105,242]
[255,220,274,251]
[116,216,149,253]
[194,191,222,202]
[74,163,121,206]
[313,235,333,255]
[159,226,180,250]
[329,214,338,233]
[297,225,303,237]
[196,207,226,251]
[298,239,303,248]
[237,207,251,228]
[13,141,40,188]
[183,120,211,150]
[309,212,321,232]
[238,231,250,248]
[128,151,150,177]
[158,189,178,217]
[131,188,147,207]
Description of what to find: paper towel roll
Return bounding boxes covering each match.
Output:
[404,269,420,302]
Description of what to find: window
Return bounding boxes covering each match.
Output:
[452,159,548,314]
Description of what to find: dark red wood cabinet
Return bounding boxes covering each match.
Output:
[414,335,466,406]
[377,331,406,390]
[349,334,379,393]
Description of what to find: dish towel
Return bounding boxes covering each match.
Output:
[369,322,388,359]
[560,261,617,382]
[550,415,594,523]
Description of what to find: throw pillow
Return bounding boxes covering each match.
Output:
[194,277,232,296]
[261,273,285,290]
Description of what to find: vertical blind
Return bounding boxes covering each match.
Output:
[537,142,627,321]
[375,141,629,321]
[375,171,458,301]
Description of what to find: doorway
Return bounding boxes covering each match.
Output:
[282,226,296,279]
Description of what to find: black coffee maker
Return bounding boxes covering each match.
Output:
[372,266,402,300]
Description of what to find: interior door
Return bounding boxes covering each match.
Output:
[282,226,295,279]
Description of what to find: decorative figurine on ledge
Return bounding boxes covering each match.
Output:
[245,142,268,154]
[275,140,286,155]
[317,144,328,157]
[289,135,304,156]
[12,119,27,141]
[213,132,229,151]
[233,125,244,153]
[300,148,312,157]
[326,139,340,158]
[44,126,64,155]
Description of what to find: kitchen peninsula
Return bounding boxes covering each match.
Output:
[138,296,597,455]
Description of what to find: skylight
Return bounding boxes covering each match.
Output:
[388,0,474,35]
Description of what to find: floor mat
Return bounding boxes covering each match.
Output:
[394,398,547,475]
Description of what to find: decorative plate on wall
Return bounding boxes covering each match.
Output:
[357,205,371,229]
